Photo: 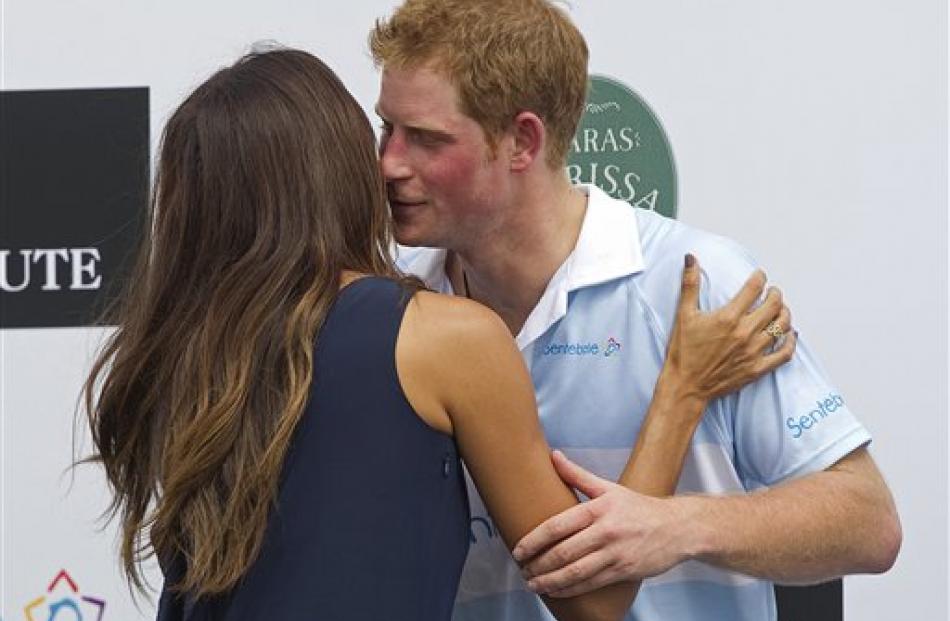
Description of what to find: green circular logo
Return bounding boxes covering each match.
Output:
[567,74,677,218]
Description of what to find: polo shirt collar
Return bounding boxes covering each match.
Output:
[514,184,645,349]
[565,184,646,290]
[394,185,647,349]
[395,246,452,292]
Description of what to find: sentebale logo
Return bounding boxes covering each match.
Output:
[542,337,622,358]
[567,74,678,219]
[786,392,846,439]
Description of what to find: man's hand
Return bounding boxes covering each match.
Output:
[514,449,900,596]
[657,254,796,413]
[513,451,688,598]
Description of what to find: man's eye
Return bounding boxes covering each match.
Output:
[412,131,444,147]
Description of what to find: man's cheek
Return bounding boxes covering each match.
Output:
[429,151,480,185]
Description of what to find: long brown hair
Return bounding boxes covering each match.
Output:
[83,48,398,597]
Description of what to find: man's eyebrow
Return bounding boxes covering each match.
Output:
[411,126,454,142]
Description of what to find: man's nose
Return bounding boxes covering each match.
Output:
[379,131,411,182]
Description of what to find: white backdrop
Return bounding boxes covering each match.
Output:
[1,1,946,619]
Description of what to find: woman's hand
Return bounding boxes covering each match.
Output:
[656,254,796,414]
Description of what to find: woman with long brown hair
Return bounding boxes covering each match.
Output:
[84,48,793,621]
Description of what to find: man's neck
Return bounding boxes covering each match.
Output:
[449,180,587,337]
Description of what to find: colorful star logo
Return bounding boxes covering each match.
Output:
[23,569,106,621]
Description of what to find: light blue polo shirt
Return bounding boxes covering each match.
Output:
[396,185,871,621]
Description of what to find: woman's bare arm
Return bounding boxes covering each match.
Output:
[398,290,634,621]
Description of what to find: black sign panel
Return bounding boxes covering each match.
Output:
[777,580,842,621]
[1,87,148,328]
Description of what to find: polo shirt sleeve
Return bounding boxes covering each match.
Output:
[694,237,871,489]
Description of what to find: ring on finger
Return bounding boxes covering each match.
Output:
[764,320,784,340]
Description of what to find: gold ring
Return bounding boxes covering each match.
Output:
[764,321,784,340]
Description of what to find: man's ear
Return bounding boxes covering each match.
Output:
[509,111,545,172]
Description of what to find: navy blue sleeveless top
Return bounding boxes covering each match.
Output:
[157,276,470,620]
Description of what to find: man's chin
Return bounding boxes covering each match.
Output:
[393,232,424,248]
[396,239,426,248]
[393,225,432,248]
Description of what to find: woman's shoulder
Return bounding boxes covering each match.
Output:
[404,290,511,351]
[396,291,517,435]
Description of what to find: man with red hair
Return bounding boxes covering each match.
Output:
[371,1,901,619]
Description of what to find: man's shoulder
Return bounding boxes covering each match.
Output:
[611,209,764,337]
[635,209,762,307]
[589,189,759,293]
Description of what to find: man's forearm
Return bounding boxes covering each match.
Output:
[674,448,901,584]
